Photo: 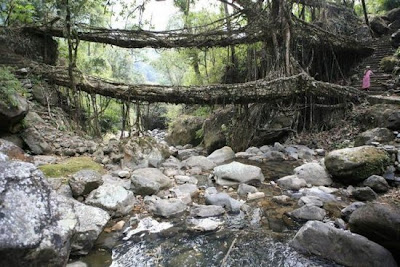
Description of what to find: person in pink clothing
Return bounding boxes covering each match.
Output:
[362,66,373,91]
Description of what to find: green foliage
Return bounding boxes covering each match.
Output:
[195,127,204,139]
[163,104,183,126]
[0,67,26,107]
[39,156,104,178]
[380,56,399,72]
[192,106,211,117]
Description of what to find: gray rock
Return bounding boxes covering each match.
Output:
[213,161,264,186]
[0,161,77,267]
[272,195,292,205]
[288,205,326,221]
[388,111,400,130]
[277,175,306,190]
[153,198,187,218]
[177,148,199,160]
[67,261,88,267]
[334,218,347,230]
[102,174,131,189]
[263,150,286,161]
[325,146,390,184]
[355,128,394,146]
[245,146,262,155]
[21,127,51,155]
[207,146,235,165]
[0,151,8,162]
[205,192,242,213]
[294,163,332,186]
[352,187,377,201]
[349,202,400,263]
[190,204,225,217]
[71,201,110,255]
[118,170,130,178]
[170,183,198,197]
[291,221,397,267]
[363,175,390,193]
[341,202,366,222]
[85,184,136,217]
[235,152,253,159]
[174,175,198,185]
[237,183,258,197]
[0,91,28,131]
[300,187,337,202]
[33,155,57,166]
[187,217,223,231]
[371,16,389,35]
[298,196,323,207]
[69,169,103,197]
[131,168,173,195]
[183,155,216,171]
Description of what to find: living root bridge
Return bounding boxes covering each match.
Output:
[29,62,365,105]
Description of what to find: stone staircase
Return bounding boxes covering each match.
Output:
[353,35,396,94]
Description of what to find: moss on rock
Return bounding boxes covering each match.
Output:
[39,157,103,178]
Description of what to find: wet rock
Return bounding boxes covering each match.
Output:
[175,175,198,185]
[124,217,173,240]
[352,187,377,201]
[207,146,235,165]
[187,217,223,231]
[277,175,306,190]
[363,175,390,193]
[237,183,258,197]
[153,198,187,218]
[205,192,242,213]
[291,221,397,267]
[341,202,366,222]
[325,146,390,184]
[349,202,400,263]
[294,163,332,186]
[354,128,394,146]
[0,161,77,267]
[190,204,225,218]
[288,205,326,221]
[213,161,264,186]
[130,168,173,195]
[298,196,323,207]
[85,184,136,217]
[71,201,110,255]
[69,169,103,198]
[183,155,216,171]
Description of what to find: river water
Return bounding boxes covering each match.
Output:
[77,160,341,267]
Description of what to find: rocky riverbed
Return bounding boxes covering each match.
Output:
[1,124,400,267]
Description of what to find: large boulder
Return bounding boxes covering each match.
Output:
[166,116,203,146]
[122,136,170,168]
[69,169,103,198]
[213,161,264,186]
[85,184,136,217]
[370,16,389,35]
[291,221,397,267]
[325,146,390,184]
[21,127,51,155]
[349,202,400,263]
[203,109,233,153]
[183,155,216,171]
[294,162,332,186]
[207,146,235,165]
[130,168,173,195]
[71,201,110,255]
[0,90,28,133]
[0,161,78,267]
[354,128,394,146]
[387,8,400,22]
